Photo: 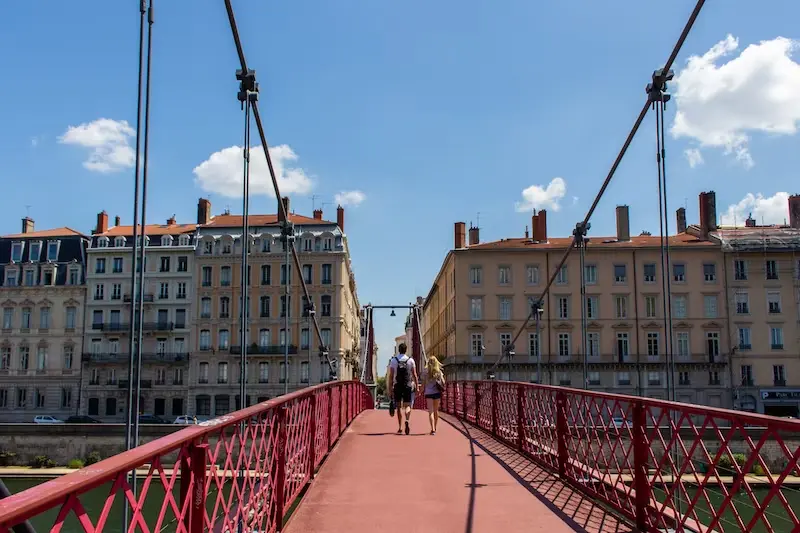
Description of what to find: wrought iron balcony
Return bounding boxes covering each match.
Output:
[90,322,175,332]
[230,344,298,355]
[123,293,155,303]
[82,352,189,364]
[118,380,152,389]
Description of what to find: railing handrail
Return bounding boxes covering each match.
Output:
[0,380,367,527]
[456,380,800,431]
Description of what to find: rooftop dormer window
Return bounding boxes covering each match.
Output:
[97,237,109,248]
[46,241,59,262]
[179,235,190,246]
[135,235,150,247]
[29,242,42,262]
[261,238,271,252]
[203,240,213,254]
[161,235,173,246]
[222,241,232,254]
[114,237,125,247]
[10,242,23,262]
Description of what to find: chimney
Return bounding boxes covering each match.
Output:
[789,194,800,229]
[336,205,345,232]
[676,207,687,233]
[114,216,121,227]
[615,205,630,242]
[95,211,109,235]
[536,209,548,242]
[21,217,34,234]
[167,215,176,225]
[313,209,323,220]
[699,191,717,239]
[745,213,756,227]
[197,198,211,225]
[278,197,290,223]
[468,224,480,246]
[454,222,466,249]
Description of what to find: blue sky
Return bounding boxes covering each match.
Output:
[2,1,799,371]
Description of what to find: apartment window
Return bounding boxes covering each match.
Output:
[5,271,17,287]
[770,327,784,349]
[21,307,31,329]
[221,267,231,286]
[38,307,50,330]
[301,328,309,349]
[617,372,631,386]
[646,332,659,357]
[94,284,104,301]
[735,292,749,314]
[200,298,211,318]
[644,263,656,283]
[648,372,661,386]
[218,362,228,383]
[673,263,686,282]
[302,296,314,317]
[741,365,753,386]
[675,332,690,358]
[706,332,720,359]
[498,266,511,285]
[585,296,598,319]
[177,256,188,272]
[259,329,271,348]
[176,282,187,299]
[258,362,269,383]
[219,330,230,350]
[709,371,721,386]
[734,260,747,281]
[678,372,690,386]
[613,265,627,283]
[175,309,186,329]
[645,296,657,318]
[112,257,123,273]
[112,283,121,300]
[703,295,718,318]
[220,297,230,318]
[703,263,716,282]
[470,266,482,285]
[765,260,778,280]
[19,346,29,370]
[261,265,271,285]
[69,268,80,285]
[280,295,291,318]
[470,297,482,320]
[470,334,483,357]
[300,362,310,383]
[499,297,512,320]
[10,242,23,262]
[200,330,211,350]
[24,270,34,286]
[36,347,47,370]
[557,333,570,357]
[95,258,106,274]
[279,328,290,346]
[2,308,11,329]
[280,362,289,384]
[196,362,209,384]
[159,282,169,299]
[587,332,599,358]
[321,295,332,317]
[322,264,332,284]
[0,348,9,370]
[584,265,597,284]
[321,328,332,348]
[29,242,42,261]
[556,266,567,284]
[738,327,751,349]
[557,297,569,320]
[614,296,627,319]
[46,241,59,261]
[160,257,170,272]
[202,266,212,286]
[499,333,512,351]
[299,264,311,284]
[773,365,786,386]
[260,296,270,318]
[528,333,540,359]
[767,291,781,314]
[616,333,629,360]
[526,265,539,285]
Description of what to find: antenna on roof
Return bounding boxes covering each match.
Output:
[310,194,320,210]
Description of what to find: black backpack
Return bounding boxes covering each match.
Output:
[395,356,411,388]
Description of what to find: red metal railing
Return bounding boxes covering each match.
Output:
[0,381,372,533]
[444,381,800,533]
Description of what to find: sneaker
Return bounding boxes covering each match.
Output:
[405,421,410,435]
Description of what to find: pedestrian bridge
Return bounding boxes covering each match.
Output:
[0,381,798,533]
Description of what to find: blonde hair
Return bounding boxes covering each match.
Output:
[425,357,443,380]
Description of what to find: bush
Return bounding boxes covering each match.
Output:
[67,458,85,469]
[85,451,101,466]
[30,455,56,468]
[753,464,766,476]
[716,453,748,475]
[0,451,17,466]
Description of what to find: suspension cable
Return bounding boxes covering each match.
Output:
[487,0,706,377]
[238,93,252,409]
[223,0,335,375]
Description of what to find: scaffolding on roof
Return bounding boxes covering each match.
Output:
[714,225,800,253]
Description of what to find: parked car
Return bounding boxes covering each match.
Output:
[33,415,64,424]
[65,415,102,424]
[137,414,171,424]
[173,415,198,425]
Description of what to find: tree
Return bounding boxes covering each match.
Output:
[376,376,387,397]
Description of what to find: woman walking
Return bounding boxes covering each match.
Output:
[423,357,445,435]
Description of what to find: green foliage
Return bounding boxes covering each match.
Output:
[85,451,102,466]
[30,455,56,468]
[67,458,85,469]
[0,451,17,466]
[716,452,748,474]
[376,376,386,397]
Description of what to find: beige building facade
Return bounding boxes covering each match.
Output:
[423,192,800,414]
[80,212,197,421]
[190,198,361,418]
[0,220,89,422]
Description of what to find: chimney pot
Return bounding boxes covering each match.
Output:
[167,215,176,225]
[95,211,109,235]
[454,222,466,249]
[676,207,687,233]
[197,198,211,225]
[745,213,756,227]
[615,205,630,242]
[537,209,548,242]
[336,205,345,232]
[21,217,35,234]
[468,225,480,246]
[699,191,717,239]
[789,194,800,229]
[313,208,323,220]
[114,216,121,227]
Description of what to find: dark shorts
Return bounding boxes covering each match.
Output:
[393,384,412,403]
[425,393,442,400]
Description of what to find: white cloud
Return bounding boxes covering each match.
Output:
[684,148,704,168]
[334,190,366,207]
[515,177,567,212]
[671,35,800,168]
[719,191,790,226]
[193,144,312,198]
[59,118,136,173]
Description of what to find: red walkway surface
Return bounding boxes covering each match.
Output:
[284,410,634,533]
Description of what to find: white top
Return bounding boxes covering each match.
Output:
[388,354,416,386]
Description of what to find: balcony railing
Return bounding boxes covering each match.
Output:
[90,322,176,332]
[123,294,155,303]
[118,380,152,389]
[230,344,299,355]
[82,352,189,364]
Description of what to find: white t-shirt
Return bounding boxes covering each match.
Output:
[388,354,416,386]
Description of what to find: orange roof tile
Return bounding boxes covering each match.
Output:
[202,213,334,228]
[102,223,197,237]
[465,232,717,251]
[3,227,86,239]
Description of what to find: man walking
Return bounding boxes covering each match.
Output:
[387,343,419,435]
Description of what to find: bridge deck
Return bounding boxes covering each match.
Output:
[284,410,633,533]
